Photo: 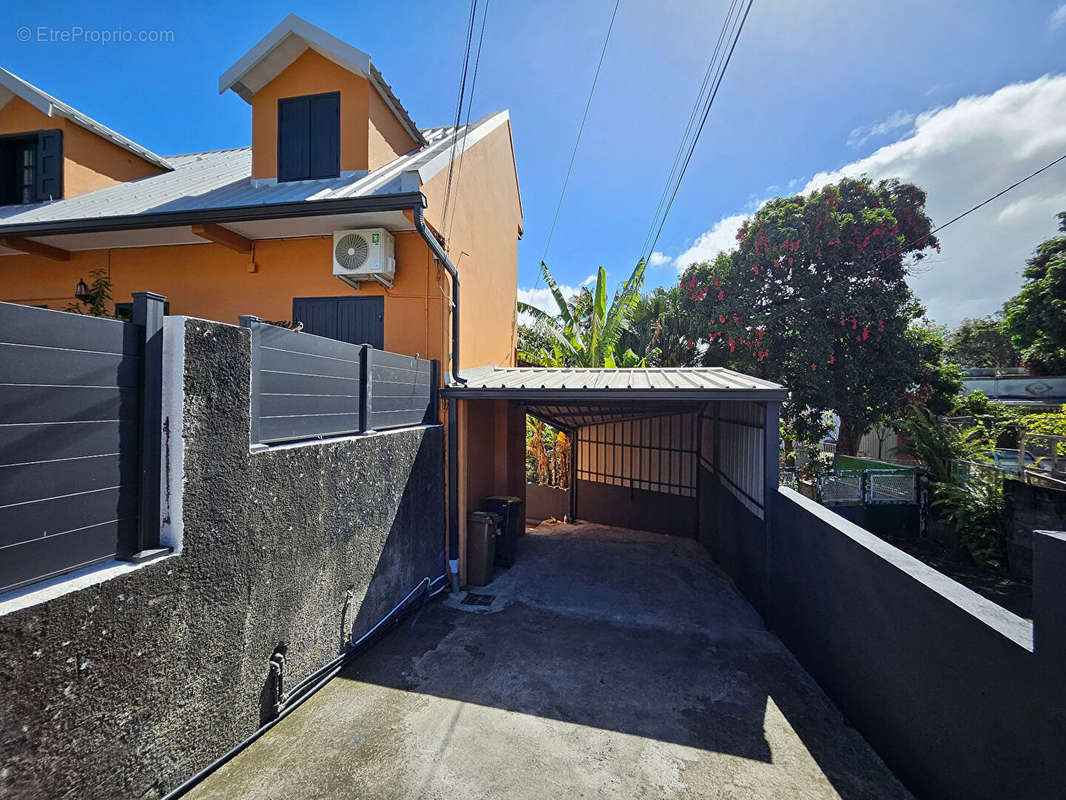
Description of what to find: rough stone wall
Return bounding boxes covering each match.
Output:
[0,318,445,800]
[1004,479,1066,579]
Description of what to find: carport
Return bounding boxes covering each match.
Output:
[441,367,786,602]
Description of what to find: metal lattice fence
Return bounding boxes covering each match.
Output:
[867,471,917,504]
[820,472,863,504]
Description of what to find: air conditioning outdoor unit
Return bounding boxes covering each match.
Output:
[332,228,396,289]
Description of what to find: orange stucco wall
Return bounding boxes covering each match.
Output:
[250,50,416,179]
[0,96,164,198]
[0,231,451,364]
[421,122,522,373]
[368,88,418,168]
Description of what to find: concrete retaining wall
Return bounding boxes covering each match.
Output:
[763,489,1065,800]
[526,482,568,522]
[576,479,697,537]
[0,318,445,800]
[1004,479,1066,579]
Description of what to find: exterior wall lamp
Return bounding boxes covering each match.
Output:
[74,278,89,302]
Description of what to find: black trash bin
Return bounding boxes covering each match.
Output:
[482,496,524,567]
[466,512,496,586]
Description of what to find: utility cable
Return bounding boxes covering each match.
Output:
[440,0,479,240]
[642,0,755,264]
[536,0,622,284]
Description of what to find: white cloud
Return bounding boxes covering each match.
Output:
[847,110,915,148]
[517,274,596,325]
[648,251,671,267]
[673,213,748,273]
[1050,4,1066,29]
[801,75,1066,326]
[667,75,1066,327]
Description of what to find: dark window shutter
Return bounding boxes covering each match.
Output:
[308,93,340,179]
[35,130,62,201]
[277,97,310,181]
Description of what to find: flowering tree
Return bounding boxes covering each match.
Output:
[680,177,956,452]
[1003,211,1066,375]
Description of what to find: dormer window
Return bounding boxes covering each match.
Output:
[277,92,340,182]
[0,130,62,205]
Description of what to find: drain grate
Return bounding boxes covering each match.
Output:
[462,593,495,607]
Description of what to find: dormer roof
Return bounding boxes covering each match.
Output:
[0,67,172,171]
[218,14,425,147]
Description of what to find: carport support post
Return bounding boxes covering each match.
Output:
[447,397,460,592]
[569,427,578,522]
[762,401,780,626]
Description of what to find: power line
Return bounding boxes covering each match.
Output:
[641,0,755,264]
[930,152,1066,237]
[639,0,740,260]
[440,0,479,241]
[445,0,491,244]
[884,151,1066,269]
[537,0,622,277]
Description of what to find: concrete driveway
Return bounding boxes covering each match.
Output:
[188,523,911,800]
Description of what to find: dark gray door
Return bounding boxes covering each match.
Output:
[292,296,385,349]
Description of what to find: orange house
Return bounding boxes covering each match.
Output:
[0,14,525,583]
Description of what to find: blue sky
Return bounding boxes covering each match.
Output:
[5,0,1066,326]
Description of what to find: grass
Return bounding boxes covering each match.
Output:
[833,454,916,472]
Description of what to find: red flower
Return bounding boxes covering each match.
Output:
[811,364,817,371]
[717,290,724,300]
[862,327,869,340]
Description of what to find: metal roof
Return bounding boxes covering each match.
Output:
[443,367,786,401]
[219,14,424,146]
[0,68,173,171]
[0,111,510,235]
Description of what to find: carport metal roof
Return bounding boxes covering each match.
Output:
[442,367,786,402]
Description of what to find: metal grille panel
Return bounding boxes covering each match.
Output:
[576,413,697,498]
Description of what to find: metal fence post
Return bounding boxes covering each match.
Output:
[239,315,263,445]
[128,291,167,562]
[360,345,372,433]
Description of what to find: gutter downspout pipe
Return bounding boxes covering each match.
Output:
[413,203,464,593]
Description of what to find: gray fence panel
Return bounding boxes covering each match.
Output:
[242,318,437,444]
[243,317,365,445]
[364,348,435,431]
[0,301,146,593]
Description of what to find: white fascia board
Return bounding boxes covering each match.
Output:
[0,67,172,171]
[412,110,511,187]
[217,15,423,145]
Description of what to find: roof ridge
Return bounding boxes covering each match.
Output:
[164,145,253,158]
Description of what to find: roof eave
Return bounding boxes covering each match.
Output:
[218,14,425,147]
[0,67,173,172]
[0,191,427,239]
[439,387,788,402]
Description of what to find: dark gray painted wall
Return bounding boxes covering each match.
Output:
[525,483,568,523]
[0,318,445,800]
[576,479,697,537]
[1004,479,1066,579]
[762,488,1065,800]
[704,475,767,613]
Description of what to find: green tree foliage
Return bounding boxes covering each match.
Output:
[618,286,702,367]
[517,260,648,367]
[894,406,1005,568]
[1003,212,1066,375]
[679,177,958,450]
[943,315,1021,368]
